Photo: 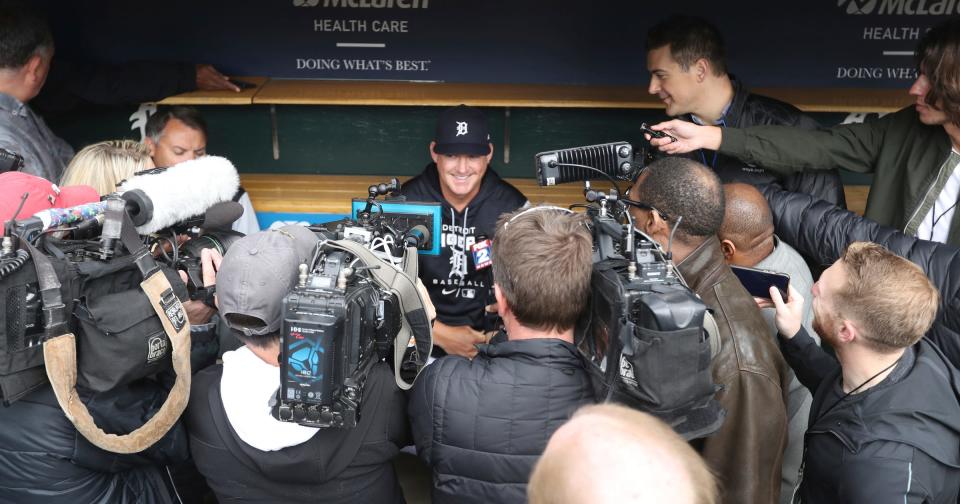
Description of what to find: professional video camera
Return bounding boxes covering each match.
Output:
[273,179,435,429]
[534,142,724,440]
[0,156,243,454]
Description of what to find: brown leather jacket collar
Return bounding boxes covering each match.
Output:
[677,236,728,292]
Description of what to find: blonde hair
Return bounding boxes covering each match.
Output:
[60,140,152,196]
[836,242,939,352]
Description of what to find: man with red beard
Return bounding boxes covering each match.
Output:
[766,242,960,502]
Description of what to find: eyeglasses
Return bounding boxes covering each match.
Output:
[621,196,671,222]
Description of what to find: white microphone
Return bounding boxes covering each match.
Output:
[118,156,241,234]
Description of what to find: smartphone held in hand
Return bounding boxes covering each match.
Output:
[730,265,790,301]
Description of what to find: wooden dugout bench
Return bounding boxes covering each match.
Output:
[241,174,870,219]
[160,78,912,113]
[163,79,888,218]
[241,174,619,216]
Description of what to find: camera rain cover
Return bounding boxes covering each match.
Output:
[580,258,725,440]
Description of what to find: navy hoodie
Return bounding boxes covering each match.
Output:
[400,162,527,331]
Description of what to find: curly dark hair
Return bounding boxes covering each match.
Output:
[916,17,960,126]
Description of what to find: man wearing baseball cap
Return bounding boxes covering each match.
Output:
[185,226,409,504]
[400,104,527,358]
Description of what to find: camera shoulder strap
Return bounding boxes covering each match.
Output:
[42,212,191,454]
[703,310,720,360]
[325,239,433,390]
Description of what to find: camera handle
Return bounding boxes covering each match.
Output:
[357,178,402,224]
[322,239,432,390]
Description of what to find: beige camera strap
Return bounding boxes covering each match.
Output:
[42,214,191,454]
[324,239,433,390]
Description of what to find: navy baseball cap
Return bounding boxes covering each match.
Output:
[433,105,492,156]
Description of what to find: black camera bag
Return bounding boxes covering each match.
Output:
[73,256,185,392]
[582,258,725,440]
[0,239,186,401]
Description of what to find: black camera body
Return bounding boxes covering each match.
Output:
[537,142,724,440]
[273,179,434,429]
[171,231,242,303]
[275,249,401,429]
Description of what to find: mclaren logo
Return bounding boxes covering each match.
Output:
[838,0,877,14]
[837,0,960,14]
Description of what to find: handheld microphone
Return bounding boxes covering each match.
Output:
[33,201,108,230]
[118,156,240,234]
[535,142,636,186]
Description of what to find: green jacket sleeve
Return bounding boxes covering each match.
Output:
[719,114,895,175]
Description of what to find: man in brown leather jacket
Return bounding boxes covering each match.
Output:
[627,157,791,504]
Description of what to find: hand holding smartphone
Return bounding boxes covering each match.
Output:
[730,265,790,301]
[640,122,678,143]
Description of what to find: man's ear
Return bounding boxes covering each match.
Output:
[646,210,670,238]
[837,319,858,345]
[695,58,710,82]
[493,284,508,317]
[485,143,494,164]
[23,53,44,86]
[144,136,157,157]
[429,141,440,163]
[719,239,737,263]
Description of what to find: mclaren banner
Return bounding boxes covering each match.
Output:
[40,0,955,88]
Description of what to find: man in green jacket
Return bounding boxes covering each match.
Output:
[645,17,960,246]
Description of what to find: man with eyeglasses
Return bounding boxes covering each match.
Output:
[626,157,791,504]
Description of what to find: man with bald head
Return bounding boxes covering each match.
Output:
[718,182,815,338]
[717,182,815,503]
[528,404,717,504]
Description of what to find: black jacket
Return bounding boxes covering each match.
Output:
[185,361,408,504]
[779,330,960,503]
[676,79,846,208]
[400,163,527,330]
[34,60,197,115]
[408,339,594,504]
[0,380,188,504]
[762,186,960,369]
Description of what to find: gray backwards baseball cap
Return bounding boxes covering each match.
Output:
[217,225,318,338]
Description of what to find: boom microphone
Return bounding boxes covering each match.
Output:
[535,141,636,186]
[118,156,241,234]
[200,201,244,231]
